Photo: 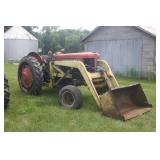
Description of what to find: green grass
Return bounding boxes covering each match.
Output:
[4,63,156,132]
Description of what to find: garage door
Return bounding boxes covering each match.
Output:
[85,39,142,75]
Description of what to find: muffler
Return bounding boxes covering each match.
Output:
[100,84,152,120]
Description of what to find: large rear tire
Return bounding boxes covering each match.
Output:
[4,75,10,109]
[18,56,43,95]
[58,85,83,109]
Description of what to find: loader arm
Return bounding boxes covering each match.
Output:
[53,60,151,120]
[97,60,119,88]
[53,60,101,107]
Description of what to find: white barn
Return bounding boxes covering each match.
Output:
[4,26,38,61]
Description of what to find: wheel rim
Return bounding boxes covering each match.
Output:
[62,91,75,107]
[21,65,33,88]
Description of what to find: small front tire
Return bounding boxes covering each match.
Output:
[58,85,83,109]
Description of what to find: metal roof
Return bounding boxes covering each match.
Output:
[82,26,156,42]
[136,26,156,37]
[4,26,37,40]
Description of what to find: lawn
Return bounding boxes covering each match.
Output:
[4,63,156,132]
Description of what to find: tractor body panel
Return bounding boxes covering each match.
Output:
[54,52,100,60]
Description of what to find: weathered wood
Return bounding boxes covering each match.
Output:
[84,26,155,42]
[83,26,156,79]
[142,53,154,59]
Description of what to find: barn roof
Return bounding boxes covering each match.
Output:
[82,26,156,42]
[136,26,156,37]
[4,26,37,40]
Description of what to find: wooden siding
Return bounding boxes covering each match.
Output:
[83,26,154,42]
[142,35,156,78]
[83,26,156,79]
[85,39,142,76]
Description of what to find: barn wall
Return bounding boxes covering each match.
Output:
[83,26,156,79]
[84,26,148,41]
[4,39,38,61]
[85,39,142,76]
[141,35,156,79]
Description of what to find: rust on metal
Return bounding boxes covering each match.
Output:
[54,59,152,120]
[21,66,33,88]
[100,84,152,120]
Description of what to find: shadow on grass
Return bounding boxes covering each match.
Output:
[41,87,101,113]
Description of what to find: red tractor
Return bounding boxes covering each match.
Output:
[18,52,152,120]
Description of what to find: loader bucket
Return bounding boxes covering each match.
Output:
[100,84,152,120]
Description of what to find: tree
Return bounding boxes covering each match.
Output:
[4,26,12,32]
[4,26,91,54]
[22,26,38,35]
[4,26,38,35]
[37,27,90,54]
[42,26,60,33]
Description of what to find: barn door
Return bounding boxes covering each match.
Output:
[85,39,142,76]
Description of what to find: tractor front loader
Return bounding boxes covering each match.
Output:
[18,52,152,120]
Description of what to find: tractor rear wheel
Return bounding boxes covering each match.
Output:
[18,56,43,95]
[4,75,10,109]
[59,85,83,109]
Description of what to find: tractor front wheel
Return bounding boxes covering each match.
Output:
[59,85,83,109]
[18,56,43,95]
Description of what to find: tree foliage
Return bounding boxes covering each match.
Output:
[38,27,90,53]
[4,26,91,54]
[4,26,38,33]
[4,26,12,32]
[22,26,38,35]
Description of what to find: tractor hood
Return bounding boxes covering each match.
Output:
[54,52,100,61]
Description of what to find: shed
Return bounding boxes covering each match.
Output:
[4,26,38,61]
[82,26,156,79]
